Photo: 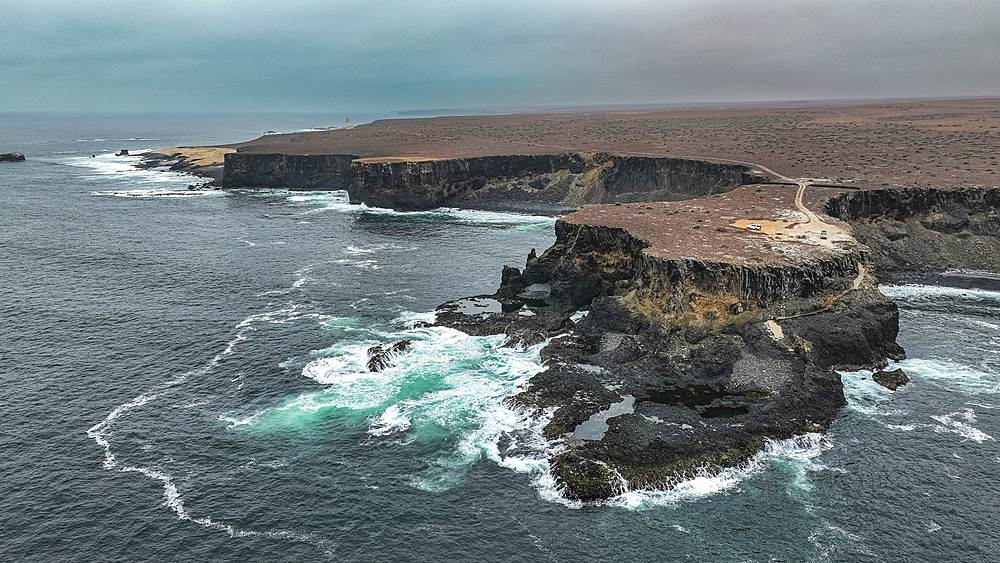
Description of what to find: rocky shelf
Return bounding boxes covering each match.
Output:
[435,200,904,500]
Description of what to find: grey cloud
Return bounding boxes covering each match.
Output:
[2,0,997,112]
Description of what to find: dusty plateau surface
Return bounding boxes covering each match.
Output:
[144,98,1000,499]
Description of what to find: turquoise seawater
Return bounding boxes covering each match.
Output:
[2,114,998,561]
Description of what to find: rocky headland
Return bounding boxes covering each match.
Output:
[435,186,906,500]
[136,147,234,187]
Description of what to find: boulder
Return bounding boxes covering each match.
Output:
[872,368,909,390]
[0,152,25,162]
[367,339,412,372]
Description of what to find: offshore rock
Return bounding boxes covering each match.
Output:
[367,339,412,372]
[872,368,909,391]
[0,152,25,162]
[436,216,905,501]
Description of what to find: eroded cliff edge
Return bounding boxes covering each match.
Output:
[222,152,766,213]
[434,202,905,500]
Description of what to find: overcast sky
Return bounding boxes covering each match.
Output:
[2,0,998,114]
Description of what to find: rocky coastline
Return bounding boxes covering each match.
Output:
[428,182,1000,499]
[136,141,999,500]
[825,187,1000,275]
[136,148,233,188]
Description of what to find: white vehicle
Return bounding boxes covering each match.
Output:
[820,230,828,239]
[747,223,762,231]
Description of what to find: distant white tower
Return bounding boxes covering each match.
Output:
[345,118,354,129]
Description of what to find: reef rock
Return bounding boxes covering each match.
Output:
[0,152,25,162]
[872,368,909,390]
[367,339,412,372]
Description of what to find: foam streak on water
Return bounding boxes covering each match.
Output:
[87,300,337,548]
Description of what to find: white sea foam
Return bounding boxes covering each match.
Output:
[331,258,379,270]
[881,283,1000,304]
[931,409,994,443]
[601,433,833,510]
[345,243,414,255]
[89,294,341,548]
[896,358,1000,396]
[70,152,219,197]
[840,369,894,417]
[280,190,557,226]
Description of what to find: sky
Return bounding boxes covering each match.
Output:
[2,0,998,114]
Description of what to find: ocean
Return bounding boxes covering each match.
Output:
[2,113,998,562]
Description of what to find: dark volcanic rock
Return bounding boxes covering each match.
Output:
[367,339,412,372]
[826,187,1000,273]
[0,152,25,162]
[872,368,909,390]
[223,152,357,191]
[137,151,225,186]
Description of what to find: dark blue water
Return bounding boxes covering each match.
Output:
[3,114,998,562]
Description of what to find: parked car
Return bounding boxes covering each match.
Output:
[747,224,762,231]
[820,230,828,239]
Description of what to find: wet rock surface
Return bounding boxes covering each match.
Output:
[367,339,412,372]
[872,368,909,391]
[137,151,226,186]
[0,152,25,162]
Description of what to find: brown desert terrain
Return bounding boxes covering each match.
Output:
[157,98,1000,265]
[224,98,1000,190]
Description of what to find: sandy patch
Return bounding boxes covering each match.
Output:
[354,156,440,163]
[731,218,852,247]
[765,320,784,340]
[152,147,234,166]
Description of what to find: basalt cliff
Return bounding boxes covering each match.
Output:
[825,187,1000,275]
[222,152,765,213]
[428,182,1000,500]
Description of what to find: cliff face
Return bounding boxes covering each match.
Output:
[506,219,864,317]
[223,153,357,191]
[436,217,904,500]
[826,187,1000,273]
[222,152,764,212]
